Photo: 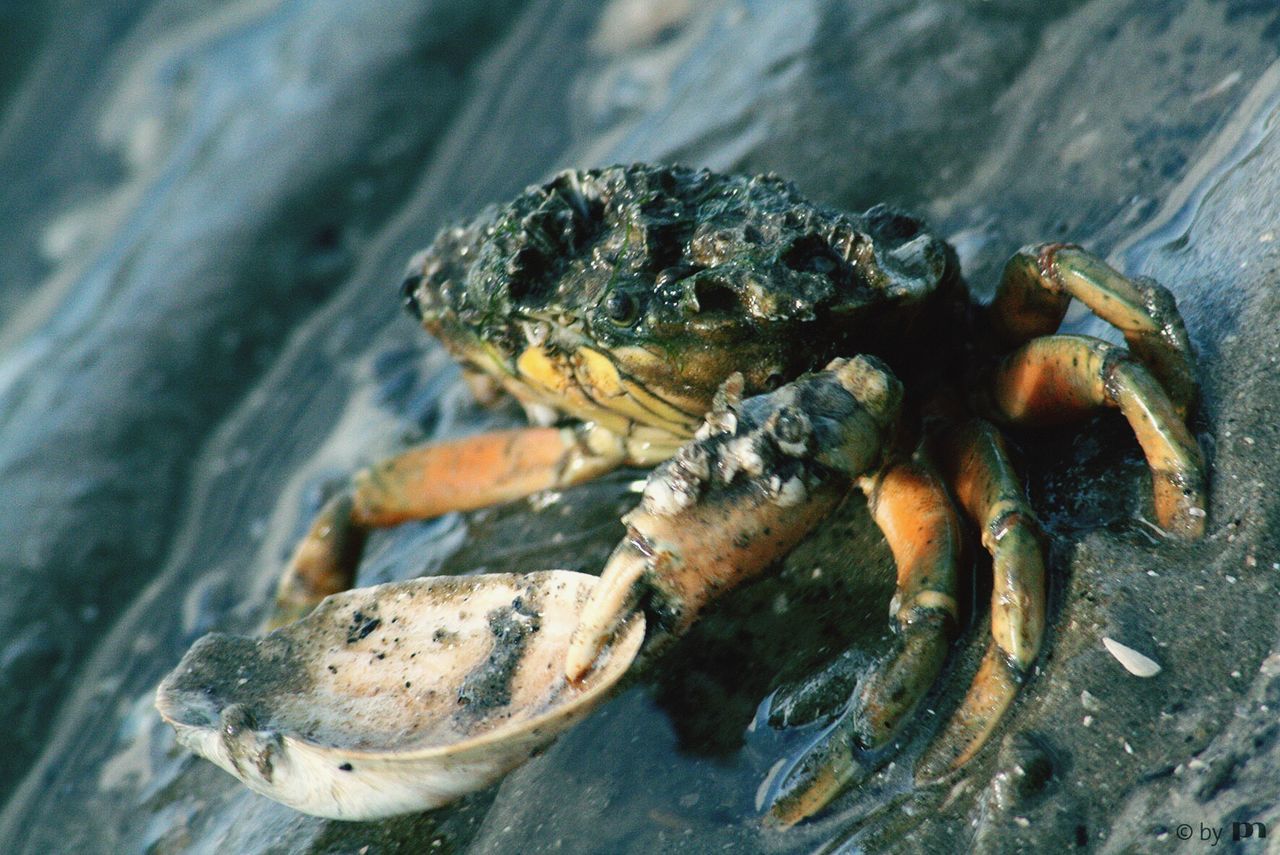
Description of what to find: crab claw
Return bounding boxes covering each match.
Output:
[567,359,901,684]
[565,470,846,684]
[566,537,651,683]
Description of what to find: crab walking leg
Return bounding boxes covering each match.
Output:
[855,460,963,743]
[271,424,626,627]
[767,456,963,827]
[566,356,904,683]
[985,333,1206,539]
[916,420,1045,781]
[989,244,1197,415]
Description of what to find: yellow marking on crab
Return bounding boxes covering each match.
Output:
[573,347,628,398]
[514,346,634,436]
[606,381,691,434]
[517,345,571,395]
[623,425,687,466]
[608,346,705,431]
[520,343,699,438]
[621,379,701,434]
[587,345,703,434]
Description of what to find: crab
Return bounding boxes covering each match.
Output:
[159,164,1205,825]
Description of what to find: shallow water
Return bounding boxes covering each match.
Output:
[2,1,1280,852]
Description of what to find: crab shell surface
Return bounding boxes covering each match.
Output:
[155,571,644,820]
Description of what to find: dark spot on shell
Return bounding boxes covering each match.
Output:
[692,278,739,314]
[346,611,382,644]
[506,247,551,304]
[339,762,354,772]
[254,739,277,782]
[455,595,542,715]
[157,633,312,731]
[782,234,844,279]
[864,204,921,242]
[221,703,257,738]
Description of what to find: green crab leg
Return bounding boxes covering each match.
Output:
[989,244,1197,416]
[984,333,1206,539]
[565,356,903,683]
[767,454,963,827]
[916,419,1045,781]
[270,424,626,627]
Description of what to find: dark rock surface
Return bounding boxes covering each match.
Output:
[1,1,1278,852]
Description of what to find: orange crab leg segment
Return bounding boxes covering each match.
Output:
[989,244,1197,416]
[768,455,963,827]
[916,419,1045,780]
[350,427,618,525]
[857,459,962,744]
[986,334,1205,539]
[272,425,626,627]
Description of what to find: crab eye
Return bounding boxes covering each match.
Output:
[604,291,639,326]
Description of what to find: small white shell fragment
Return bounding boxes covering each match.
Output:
[156,571,643,820]
[773,475,807,507]
[1102,636,1162,677]
[643,474,694,516]
[725,435,765,478]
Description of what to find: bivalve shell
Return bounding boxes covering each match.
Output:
[155,571,643,820]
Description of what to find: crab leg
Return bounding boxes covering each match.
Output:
[916,419,1045,781]
[856,459,964,744]
[984,333,1206,538]
[988,244,1197,416]
[767,454,963,827]
[271,424,626,627]
[565,356,904,683]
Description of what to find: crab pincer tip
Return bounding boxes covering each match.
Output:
[565,542,650,682]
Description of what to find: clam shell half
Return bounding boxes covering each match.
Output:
[155,571,644,820]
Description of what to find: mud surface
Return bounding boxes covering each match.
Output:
[1,1,1279,852]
